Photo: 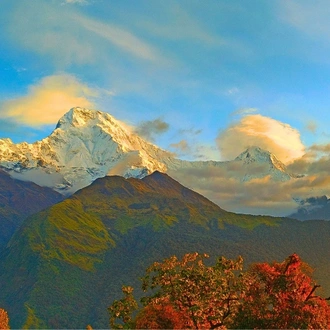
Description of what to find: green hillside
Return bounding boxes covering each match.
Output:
[0,172,329,328]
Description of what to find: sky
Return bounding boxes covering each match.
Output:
[2,0,330,215]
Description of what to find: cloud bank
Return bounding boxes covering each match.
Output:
[167,114,330,216]
[168,163,330,217]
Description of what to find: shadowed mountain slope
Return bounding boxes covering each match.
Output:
[0,172,329,329]
[0,169,63,249]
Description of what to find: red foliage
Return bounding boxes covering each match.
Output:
[234,254,330,329]
[135,298,191,329]
[109,253,330,329]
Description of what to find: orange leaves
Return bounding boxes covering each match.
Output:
[135,298,191,329]
[0,308,10,330]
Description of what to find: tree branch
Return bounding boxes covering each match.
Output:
[305,285,320,301]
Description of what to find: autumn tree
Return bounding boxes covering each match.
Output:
[0,308,10,330]
[233,254,330,329]
[108,253,245,329]
[141,252,245,329]
[108,253,330,329]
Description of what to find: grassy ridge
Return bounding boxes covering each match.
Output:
[29,198,115,271]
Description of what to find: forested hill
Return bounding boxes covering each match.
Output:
[0,172,329,328]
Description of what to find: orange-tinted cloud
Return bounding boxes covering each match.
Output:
[168,155,330,217]
[2,74,98,126]
[170,140,191,155]
[217,114,305,163]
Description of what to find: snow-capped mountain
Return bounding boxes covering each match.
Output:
[0,107,295,194]
[234,146,292,182]
[167,145,293,185]
[0,107,173,194]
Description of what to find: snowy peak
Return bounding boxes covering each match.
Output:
[54,107,132,150]
[236,146,273,162]
[54,107,165,155]
[235,146,291,181]
[236,146,286,171]
[56,107,103,129]
[55,107,131,143]
[0,107,172,194]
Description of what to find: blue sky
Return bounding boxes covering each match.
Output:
[1,0,330,162]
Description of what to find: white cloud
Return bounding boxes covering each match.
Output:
[72,14,164,63]
[136,2,222,46]
[231,107,258,117]
[7,1,165,66]
[1,74,98,126]
[217,114,305,163]
[280,0,330,42]
[226,87,239,95]
[8,1,94,66]
[65,0,88,3]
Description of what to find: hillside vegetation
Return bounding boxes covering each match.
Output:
[0,172,329,328]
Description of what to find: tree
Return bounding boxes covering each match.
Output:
[140,252,244,329]
[0,308,10,330]
[108,253,330,329]
[233,254,330,329]
[108,286,138,329]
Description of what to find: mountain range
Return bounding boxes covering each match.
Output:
[0,107,294,195]
[0,171,329,328]
[0,107,329,328]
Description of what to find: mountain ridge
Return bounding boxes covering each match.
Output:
[0,107,296,198]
